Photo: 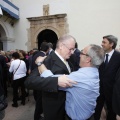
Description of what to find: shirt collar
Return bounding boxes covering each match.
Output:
[55,50,64,62]
[106,49,114,57]
[41,51,46,55]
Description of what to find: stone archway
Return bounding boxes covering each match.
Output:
[27,13,68,50]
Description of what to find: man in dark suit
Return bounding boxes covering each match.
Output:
[70,42,80,71]
[0,53,8,97]
[94,35,120,120]
[31,42,49,120]
[25,35,76,120]
[47,42,54,55]
[112,67,120,120]
[0,63,6,119]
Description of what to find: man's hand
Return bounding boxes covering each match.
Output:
[35,56,47,64]
[58,75,77,88]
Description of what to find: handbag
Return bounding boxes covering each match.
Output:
[0,95,8,111]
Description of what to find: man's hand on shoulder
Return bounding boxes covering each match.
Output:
[58,75,77,88]
[35,56,47,64]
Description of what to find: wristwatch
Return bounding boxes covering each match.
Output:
[36,62,43,66]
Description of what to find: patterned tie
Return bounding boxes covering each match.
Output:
[104,54,109,67]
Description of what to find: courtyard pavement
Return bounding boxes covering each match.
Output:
[3,87,35,120]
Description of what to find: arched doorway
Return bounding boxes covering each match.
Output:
[27,14,68,50]
[37,29,58,50]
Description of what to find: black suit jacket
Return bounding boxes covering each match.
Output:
[25,68,58,91]
[25,52,74,120]
[99,50,120,101]
[42,52,74,120]
[112,67,120,116]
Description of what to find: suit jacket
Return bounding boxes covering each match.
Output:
[112,67,120,116]
[25,52,74,120]
[99,50,120,101]
[25,68,58,91]
[42,52,74,120]
[70,48,80,71]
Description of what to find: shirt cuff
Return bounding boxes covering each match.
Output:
[41,70,53,77]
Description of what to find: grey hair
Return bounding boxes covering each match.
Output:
[103,35,118,49]
[87,44,105,67]
[56,35,76,48]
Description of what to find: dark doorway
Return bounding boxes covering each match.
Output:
[37,29,58,50]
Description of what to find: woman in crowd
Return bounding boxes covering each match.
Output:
[9,52,27,107]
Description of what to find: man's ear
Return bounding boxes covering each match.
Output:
[110,42,114,48]
[59,43,63,50]
[86,57,91,63]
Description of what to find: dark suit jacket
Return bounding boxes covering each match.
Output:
[42,52,74,120]
[70,48,80,71]
[25,68,58,91]
[25,52,74,120]
[112,67,120,116]
[99,50,120,101]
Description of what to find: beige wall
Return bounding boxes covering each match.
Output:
[11,0,120,50]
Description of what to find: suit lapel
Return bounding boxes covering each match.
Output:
[51,52,71,73]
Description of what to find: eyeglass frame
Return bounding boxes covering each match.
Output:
[62,43,75,52]
[80,50,89,56]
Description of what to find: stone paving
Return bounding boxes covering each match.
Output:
[3,88,35,120]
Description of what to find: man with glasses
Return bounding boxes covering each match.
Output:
[26,44,105,120]
[26,35,76,120]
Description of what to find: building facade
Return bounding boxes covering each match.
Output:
[0,0,120,51]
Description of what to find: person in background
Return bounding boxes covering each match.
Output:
[0,63,6,120]
[9,52,27,107]
[0,51,8,97]
[31,42,49,120]
[112,67,120,120]
[70,42,80,71]
[94,35,120,120]
[28,48,38,75]
[47,42,54,55]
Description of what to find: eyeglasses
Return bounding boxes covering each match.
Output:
[62,43,75,52]
[80,50,89,56]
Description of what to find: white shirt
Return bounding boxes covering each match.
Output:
[55,51,71,73]
[105,49,114,62]
[9,59,27,80]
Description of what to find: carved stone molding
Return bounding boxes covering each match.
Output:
[27,13,68,50]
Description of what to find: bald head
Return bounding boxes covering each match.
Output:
[55,35,76,60]
[56,35,76,49]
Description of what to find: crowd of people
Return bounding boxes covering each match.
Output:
[0,34,120,120]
